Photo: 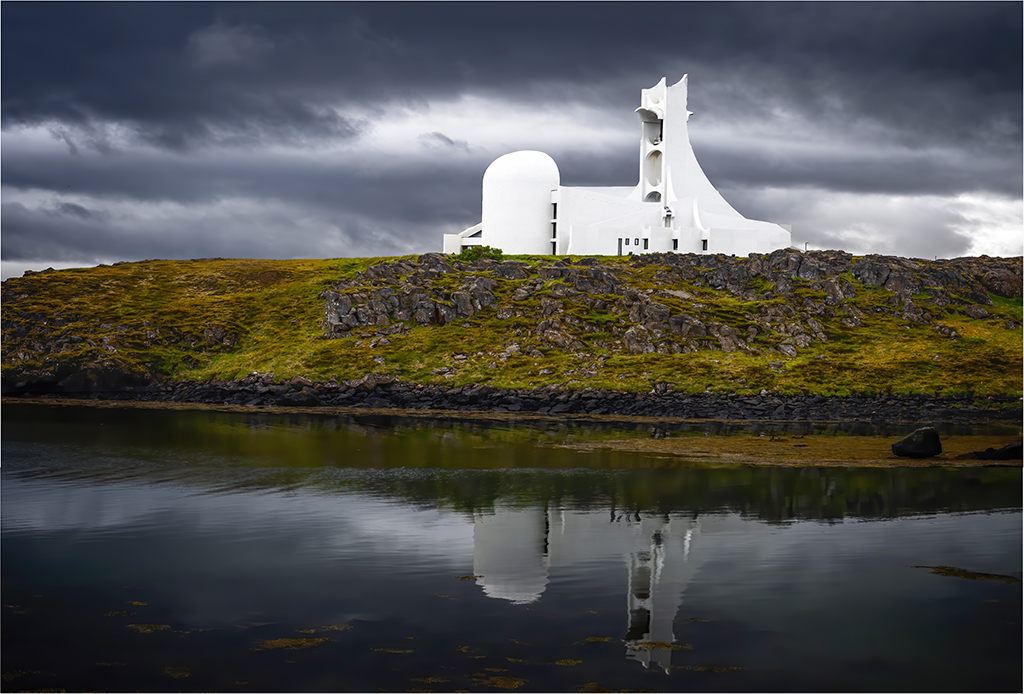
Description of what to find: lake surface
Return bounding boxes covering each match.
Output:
[2,403,1021,692]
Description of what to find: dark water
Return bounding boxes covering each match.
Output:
[2,404,1021,692]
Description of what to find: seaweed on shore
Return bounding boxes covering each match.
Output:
[912,565,1022,584]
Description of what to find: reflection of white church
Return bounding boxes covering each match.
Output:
[444,75,792,258]
[472,506,715,671]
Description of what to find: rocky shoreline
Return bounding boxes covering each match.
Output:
[8,372,1019,424]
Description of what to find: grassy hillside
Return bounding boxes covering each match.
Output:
[2,253,1021,397]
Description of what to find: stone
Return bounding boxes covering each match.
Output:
[452,292,476,317]
[973,442,1022,460]
[492,261,530,280]
[541,297,563,317]
[980,268,1022,298]
[623,326,654,354]
[777,344,798,358]
[417,253,453,274]
[851,257,890,287]
[891,427,942,458]
[667,314,706,338]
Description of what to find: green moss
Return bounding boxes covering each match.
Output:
[3,256,1021,397]
[989,293,1023,321]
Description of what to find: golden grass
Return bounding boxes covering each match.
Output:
[561,434,1023,468]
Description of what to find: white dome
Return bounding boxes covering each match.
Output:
[482,151,559,255]
[483,150,560,187]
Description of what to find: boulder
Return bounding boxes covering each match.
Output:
[980,268,1022,298]
[492,261,530,280]
[851,257,891,287]
[892,427,942,458]
[667,314,706,338]
[623,326,655,354]
[417,253,453,274]
[344,373,396,391]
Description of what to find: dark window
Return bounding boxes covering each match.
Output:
[643,239,649,250]
[702,240,708,251]
[634,238,639,246]
[625,238,629,246]
[552,203,557,219]
[672,239,678,251]
[617,238,623,256]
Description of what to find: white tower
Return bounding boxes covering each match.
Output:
[636,75,746,220]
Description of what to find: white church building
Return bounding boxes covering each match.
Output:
[443,75,792,257]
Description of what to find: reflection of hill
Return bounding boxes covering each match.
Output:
[4,404,1021,522]
[349,467,1021,523]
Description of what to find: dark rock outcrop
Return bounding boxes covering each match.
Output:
[316,251,1020,363]
[972,442,1023,460]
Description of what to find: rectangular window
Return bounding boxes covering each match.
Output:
[643,239,649,250]
[551,222,557,239]
[617,238,623,256]
[634,238,640,246]
[625,238,629,246]
[551,203,557,219]
[702,239,708,251]
[672,239,678,251]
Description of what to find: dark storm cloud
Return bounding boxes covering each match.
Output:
[2,2,1021,272]
[1,137,486,223]
[698,140,1022,198]
[4,2,1019,149]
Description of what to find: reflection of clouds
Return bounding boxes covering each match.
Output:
[0,477,474,564]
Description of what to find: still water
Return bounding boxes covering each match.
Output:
[2,404,1021,692]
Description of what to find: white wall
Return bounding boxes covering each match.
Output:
[452,77,793,258]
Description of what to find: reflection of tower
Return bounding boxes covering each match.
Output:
[472,506,550,604]
[621,515,700,672]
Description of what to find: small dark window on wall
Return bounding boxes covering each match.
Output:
[634,238,639,246]
[643,239,649,250]
[672,239,678,250]
[625,238,630,246]
[702,240,708,251]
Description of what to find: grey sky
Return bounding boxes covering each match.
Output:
[2,2,1021,279]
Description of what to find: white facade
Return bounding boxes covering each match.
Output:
[444,76,792,257]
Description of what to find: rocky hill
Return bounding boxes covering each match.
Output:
[2,250,1021,403]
